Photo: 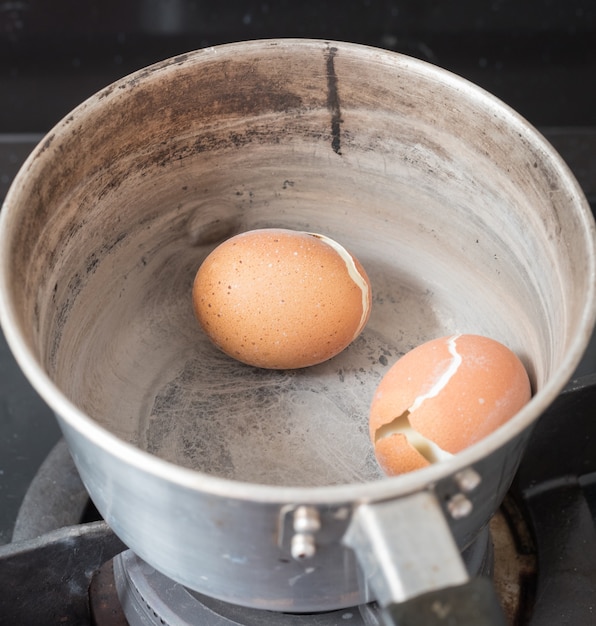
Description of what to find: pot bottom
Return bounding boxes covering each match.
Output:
[111,528,493,624]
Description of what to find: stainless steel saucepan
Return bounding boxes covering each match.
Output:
[1,40,595,622]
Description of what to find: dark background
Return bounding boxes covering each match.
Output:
[1,0,595,132]
[1,1,595,545]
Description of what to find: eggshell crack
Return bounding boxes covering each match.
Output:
[374,409,453,465]
[369,334,532,476]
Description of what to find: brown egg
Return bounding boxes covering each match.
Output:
[369,334,532,476]
[192,228,372,369]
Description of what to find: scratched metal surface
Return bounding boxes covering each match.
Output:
[1,0,595,545]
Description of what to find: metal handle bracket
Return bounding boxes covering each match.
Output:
[342,490,469,607]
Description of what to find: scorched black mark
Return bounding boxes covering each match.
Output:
[325,46,342,155]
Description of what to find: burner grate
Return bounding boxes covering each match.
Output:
[579,473,596,526]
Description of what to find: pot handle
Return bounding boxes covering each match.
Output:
[343,490,507,625]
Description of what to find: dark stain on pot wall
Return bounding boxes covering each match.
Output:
[325,45,342,155]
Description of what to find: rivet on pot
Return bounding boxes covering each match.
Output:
[293,506,321,534]
[454,468,482,493]
[291,533,317,560]
[447,493,474,519]
[290,506,321,559]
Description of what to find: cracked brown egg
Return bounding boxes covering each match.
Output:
[192,228,372,369]
[369,334,532,475]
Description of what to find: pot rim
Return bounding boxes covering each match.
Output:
[1,38,595,505]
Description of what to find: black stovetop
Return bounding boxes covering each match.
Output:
[1,0,596,133]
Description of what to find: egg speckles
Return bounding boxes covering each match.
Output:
[369,334,532,476]
[192,228,372,369]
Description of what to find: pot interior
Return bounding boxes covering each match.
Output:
[2,40,594,488]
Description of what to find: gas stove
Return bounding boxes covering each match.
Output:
[1,369,595,625]
[1,2,596,624]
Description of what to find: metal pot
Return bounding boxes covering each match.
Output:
[1,39,595,619]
